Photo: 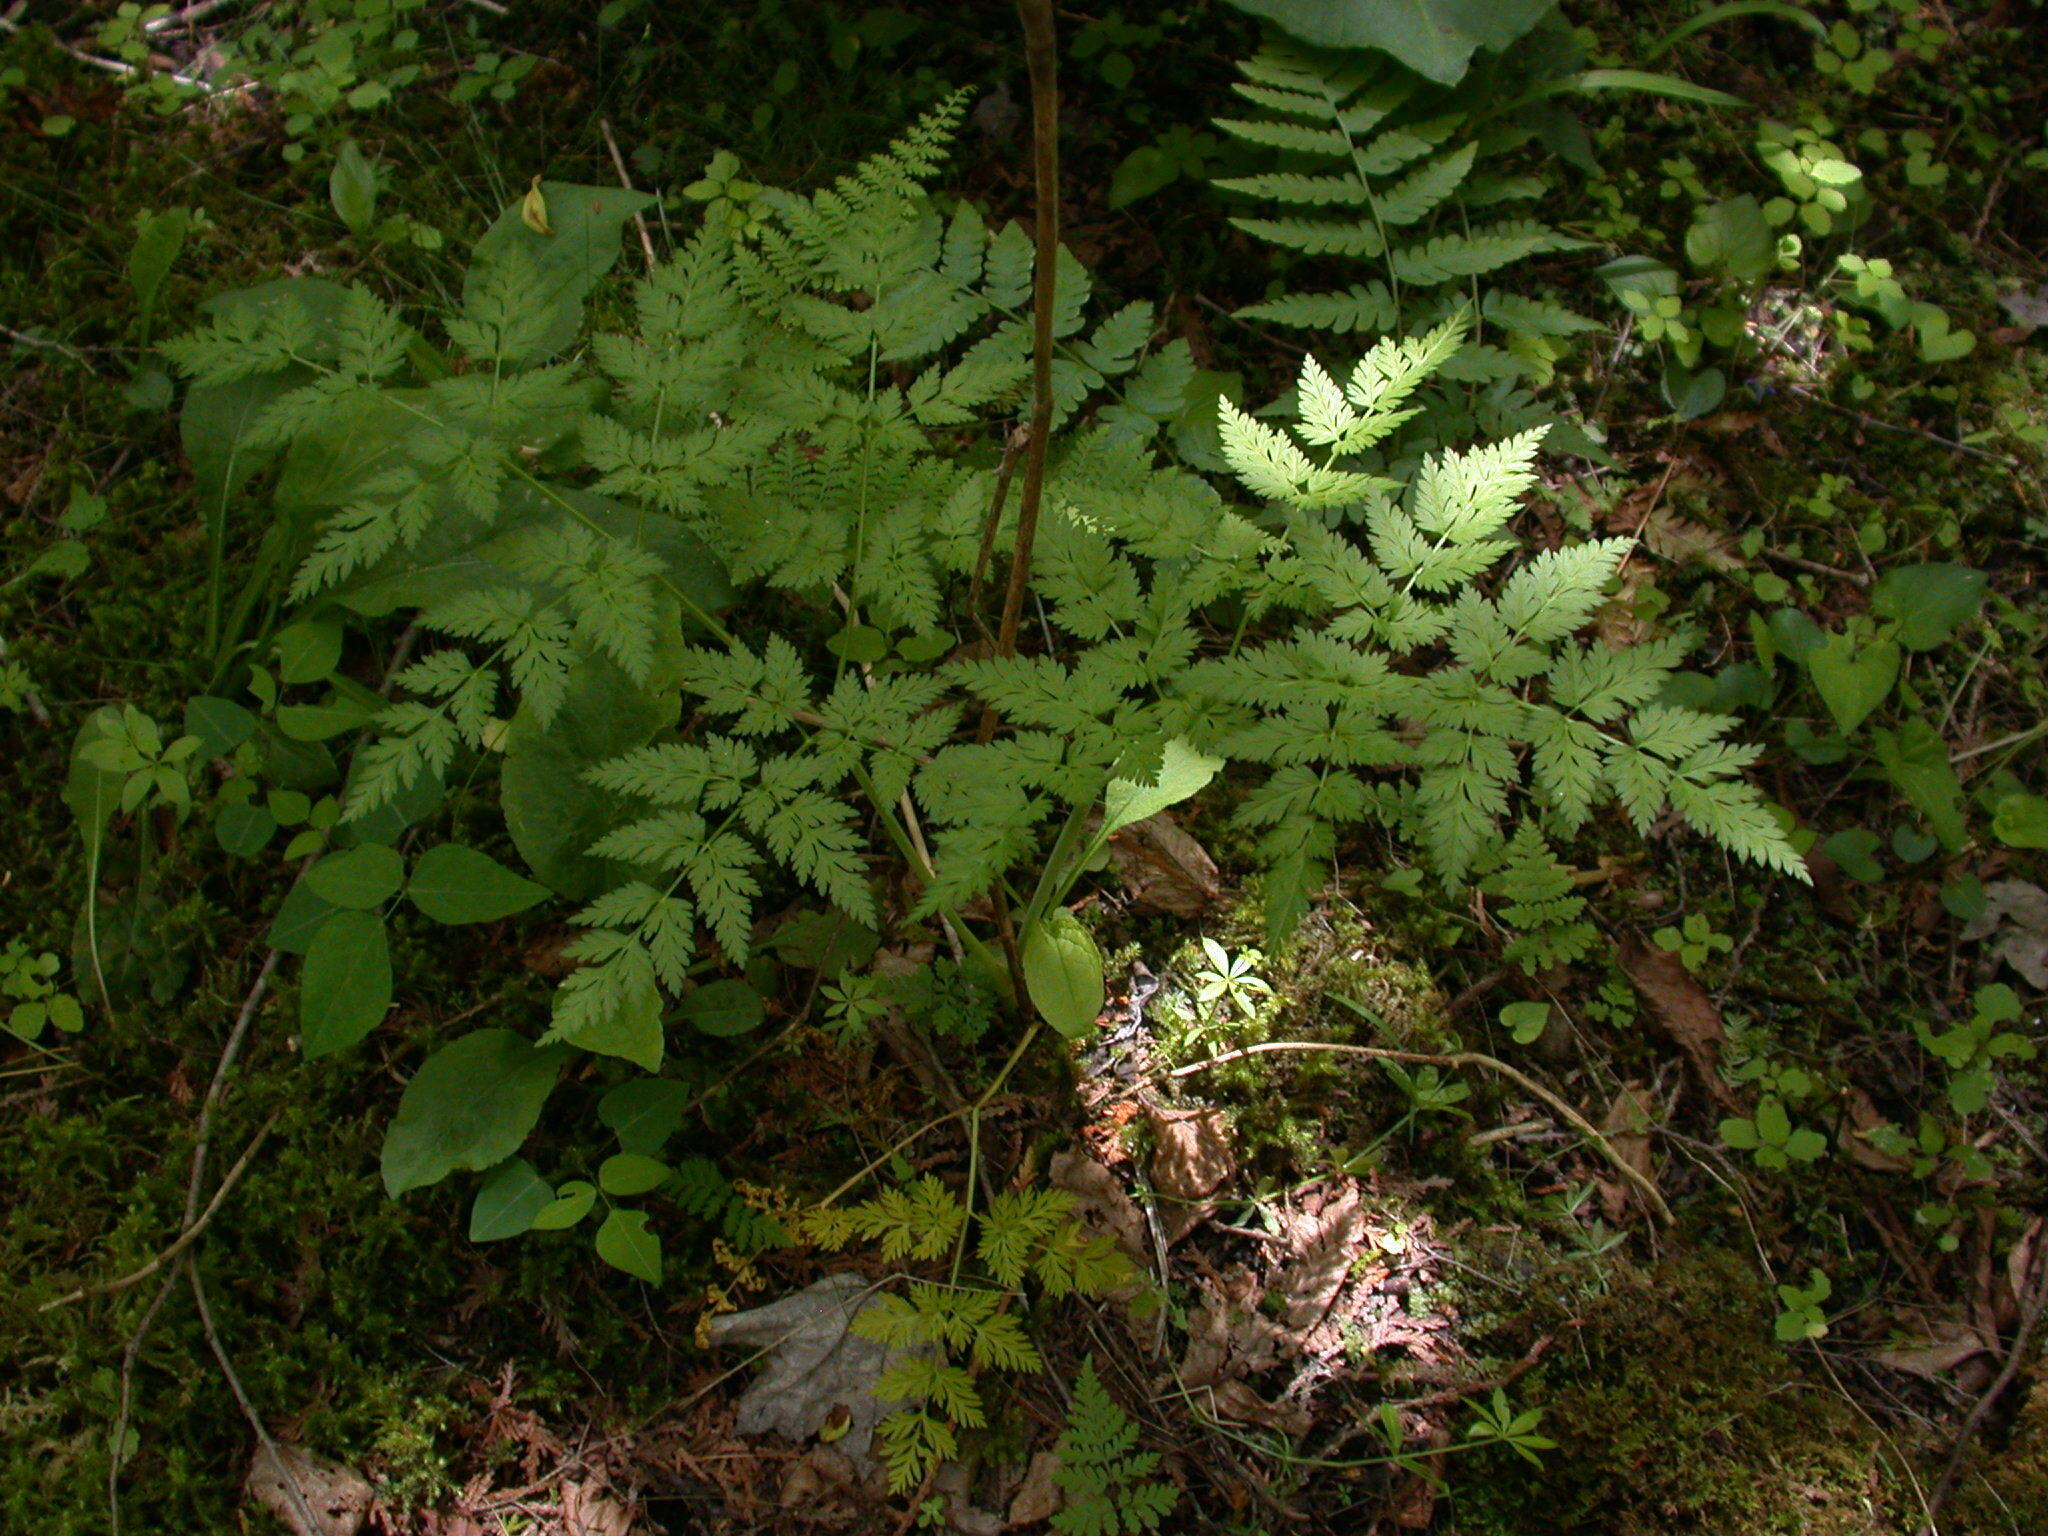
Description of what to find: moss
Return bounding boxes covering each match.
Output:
[1452,1249,1903,1536]
[1945,1366,2048,1536]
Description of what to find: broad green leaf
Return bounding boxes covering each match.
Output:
[267,879,342,954]
[1870,718,1966,850]
[1803,634,1898,733]
[770,909,880,976]
[127,208,191,324]
[63,707,129,866]
[594,1208,662,1282]
[305,844,406,909]
[530,1179,597,1230]
[380,1028,569,1196]
[677,979,766,1038]
[1021,908,1105,1040]
[24,541,88,580]
[466,182,654,365]
[1993,793,2048,850]
[553,962,666,1071]
[407,844,550,924]
[599,1152,672,1197]
[1684,196,1775,283]
[184,696,258,757]
[299,909,393,1057]
[329,140,379,236]
[468,1157,553,1242]
[1820,828,1884,883]
[1870,565,1988,651]
[215,801,277,857]
[1499,1001,1550,1044]
[598,1078,693,1154]
[1217,0,1554,83]
[1102,738,1224,837]
[274,617,343,684]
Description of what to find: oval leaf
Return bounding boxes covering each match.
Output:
[598,1078,692,1154]
[677,979,766,1037]
[305,844,406,910]
[530,1179,597,1231]
[380,1029,568,1196]
[1021,909,1105,1040]
[595,1208,662,1282]
[408,843,551,924]
[300,910,392,1058]
[599,1152,672,1197]
[468,1157,553,1242]
[1103,737,1223,837]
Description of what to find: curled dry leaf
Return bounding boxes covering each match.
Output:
[703,1272,912,1460]
[243,1444,372,1536]
[1642,506,1743,572]
[1206,1380,1312,1437]
[1866,1322,1993,1382]
[1106,812,1223,916]
[1179,1265,1284,1390]
[1147,1104,1236,1243]
[559,1478,635,1536]
[1840,1087,1912,1173]
[1620,940,1740,1111]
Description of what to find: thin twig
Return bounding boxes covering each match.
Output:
[1155,1039,1674,1225]
[1787,384,2016,465]
[188,1260,322,1536]
[1917,1228,2048,1534]
[41,1111,281,1312]
[598,118,657,274]
[108,1269,179,1536]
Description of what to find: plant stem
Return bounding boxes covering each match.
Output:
[993,0,1060,664]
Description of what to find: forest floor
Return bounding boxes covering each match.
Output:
[2,2,2046,1534]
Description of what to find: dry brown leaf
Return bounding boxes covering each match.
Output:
[1147,1107,1234,1204]
[243,1445,372,1536]
[1642,507,1743,572]
[1006,1450,1063,1527]
[1107,812,1223,916]
[1269,1182,1368,1352]
[1206,1381,1312,1438]
[560,1478,635,1536]
[1179,1267,1283,1390]
[1839,1088,1912,1173]
[1597,1081,1658,1222]
[1961,880,2048,989]
[1048,1150,1151,1273]
[1867,1324,1992,1382]
[1620,941,1739,1110]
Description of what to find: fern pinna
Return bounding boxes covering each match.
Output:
[159,98,1799,1265]
[1212,42,1607,457]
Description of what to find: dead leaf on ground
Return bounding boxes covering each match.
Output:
[1620,941,1740,1110]
[1178,1266,1284,1390]
[1268,1181,1370,1354]
[1596,1081,1659,1222]
[1642,507,1744,572]
[1205,1380,1312,1438]
[1107,812,1222,916]
[1998,284,2048,332]
[1839,1088,1912,1173]
[243,1444,372,1536]
[1049,1150,1150,1273]
[1147,1105,1235,1242]
[703,1272,915,1460]
[560,1477,635,1536]
[1961,880,2048,988]
[1007,1449,1063,1527]
[777,1445,864,1512]
[1866,1322,1993,1382]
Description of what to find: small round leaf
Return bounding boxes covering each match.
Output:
[599,1152,672,1197]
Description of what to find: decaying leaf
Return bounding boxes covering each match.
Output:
[1206,1379,1312,1437]
[1268,1182,1370,1352]
[560,1477,635,1536]
[1147,1106,1234,1205]
[703,1272,913,1459]
[1007,1448,1064,1527]
[1961,880,2048,989]
[1049,1150,1151,1273]
[1998,284,2048,332]
[243,1444,372,1536]
[1596,1081,1659,1222]
[1839,1087,1912,1173]
[1642,506,1743,572]
[1179,1266,1284,1390]
[1866,1322,1992,1382]
[1621,940,1739,1110]
[1107,812,1223,916]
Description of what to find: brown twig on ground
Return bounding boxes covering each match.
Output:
[1917,1227,2048,1534]
[188,1259,322,1535]
[41,1109,280,1311]
[1153,1040,1674,1225]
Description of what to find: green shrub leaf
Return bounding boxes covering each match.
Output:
[381,1029,569,1196]
[407,843,550,924]
[299,910,392,1057]
[468,1157,553,1242]
[1021,909,1105,1040]
[594,1208,662,1282]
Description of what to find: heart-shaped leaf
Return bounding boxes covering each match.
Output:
[1803,634,1898,733]
[595,1208,662,1282]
